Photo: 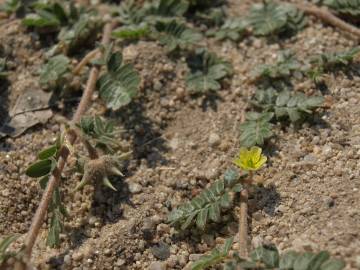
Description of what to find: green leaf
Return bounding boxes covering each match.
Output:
[26,159,54,178]
[154,20,202,52]
[58,14,102,55]
[186,49,232,93]
[209,18,247,41]
[38,145,58,160]
[247,2,305,36]
[147,0,189,18]
[239,112,274,147]
[209,201,221,222]
[320,259,346,270]
[39,55,70,90]
[47,210,62,247]
[280,251,298,269]
[191,237,233,270]
[251,245,279,268]
[112,24,149,40]
[324,0,360,17]
[97,52,140,110]
[0,235,19,264]
[39,175,50,189]
[293,252,316,270]
[252,50,301,80]
[22,11,61,28]
[196,208,208,229]
[308,251,330,270]
[223,168,239,187]
[0,0,21,14]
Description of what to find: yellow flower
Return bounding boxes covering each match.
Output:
[233,146,267,171]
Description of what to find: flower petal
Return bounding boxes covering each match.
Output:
[255,155,267,169]
[249,146,262,163]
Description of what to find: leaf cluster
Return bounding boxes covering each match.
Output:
[239,112,273,147]
[39,54,71,90]
[323,0,360,17]
[252,88,324,123]
[22,1,80,30]
[247,2,306,36]
[168,168,243,230]
[0,0,21,15]
[153,20,202,52]
[225,245,345,270]
[186,49,232,93]
[308,47,360,82]
[207,18,247,41]
[97,51,141,110]
[78,116,119,153]
[252,50,301,81]
[191,237,233,270]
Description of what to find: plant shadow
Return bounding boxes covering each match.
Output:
[251,184,281,217]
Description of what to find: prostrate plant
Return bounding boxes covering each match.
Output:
[323,0,360,17]
[239,112,274,148]
[97,51,141,110]
[168,168,244,230]
[0,0,21,15]
[39,54,71,91]
[186,49,232,93]
[207,18,248,41]
[252,88,324,123]
[191,243,346,270]
[252,50,301,81]
[153,19,202,52]
[308,46,360,83]
[247,1,306,36]
[191,237,234,270]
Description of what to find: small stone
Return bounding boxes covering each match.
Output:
[63,255,71,265]
[253,211,264,221]
[208,133,221,147]
[72,251,83,261]
[104,248,111,256]
[142,218,156,240]
[149,261,166,270]
[129,183,142,194]
[175,87,185,99]
[151,242,170,260]
[115,259,126,266]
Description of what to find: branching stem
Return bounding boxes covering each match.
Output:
[23,22,113,259]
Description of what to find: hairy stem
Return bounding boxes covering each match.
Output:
[73,48,100,75]
[238,188,249,258]
[296,3,360,40]
[24,22,113,258]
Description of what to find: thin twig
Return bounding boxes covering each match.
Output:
[295,3,360,40]
[73,48,100,75]
[24,22,113,258]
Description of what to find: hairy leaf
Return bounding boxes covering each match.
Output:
[252,88,324,123]
[154,20,202,52]
[0,0,21,14]
[147,0,189,18]
[57,14,102,55]
[223,246,346,270]
[97,52,140,110]
[323,0,360,17]
[191,237,234,270]
[239,112,274,147]
[208,18,247,41]
[168,169,242,230]
[39,55,70,90]
[79,115,119,152]
[112,24,149,40]
[186,49,232,93]
[252,50,301,80]
[247,2,306,36]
